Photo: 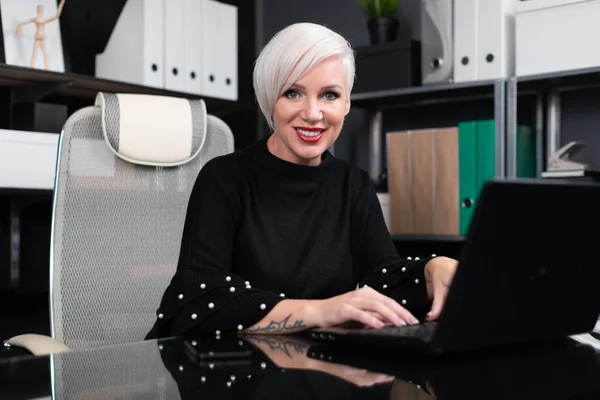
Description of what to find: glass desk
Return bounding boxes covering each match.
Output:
[1,334,599,399]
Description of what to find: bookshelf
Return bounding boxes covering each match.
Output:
[0,63,241,118]
[507,65,600,178]
[352,79,507,244]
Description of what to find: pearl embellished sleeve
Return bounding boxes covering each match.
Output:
[358,256,435,320]
[150,267,285,336]
[352,176,434,319]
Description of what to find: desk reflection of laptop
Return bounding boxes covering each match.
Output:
[309,179,600,354]
[177,333,600,400]
[305,338,600,400]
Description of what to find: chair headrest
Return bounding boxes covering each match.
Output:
[95,92,207,167]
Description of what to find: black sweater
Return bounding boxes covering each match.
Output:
[147,137,434,338]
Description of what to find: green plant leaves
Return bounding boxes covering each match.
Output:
[358,0,399,18]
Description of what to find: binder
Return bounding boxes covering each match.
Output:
[461,120,536,234]
[183,0,204,95]
[458,121,477,236]
[201,0,238,101]
[411,130,435,234]
[475,120,495,207]
[95,0,165,89]
[387,132,411,234]
[434,128,459,235]
[517,125,536,178]
[453,0,479,82]
[420,0,453,84]
[219,2,238,101]
[387,128,459,235]
[387,121,535,236]
[164,0,186,92]
[477,0,516,80]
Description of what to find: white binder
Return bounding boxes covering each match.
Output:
[201,0,238,100]
[201,0,221,99]
[95,0,165,88]
[420,0,454,84]
[183,0,204,95]
[164,0,186,92]
[453,0,479,82]
[477,0,516,80]
[219,2,238,101]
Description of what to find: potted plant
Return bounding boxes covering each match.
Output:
[358,0,400,45]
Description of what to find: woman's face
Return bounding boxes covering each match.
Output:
[269,56,351,166]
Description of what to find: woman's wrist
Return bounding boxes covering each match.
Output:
[424,256,455,299]
[302,299,324,328]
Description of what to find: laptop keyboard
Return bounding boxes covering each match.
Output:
[311,321,437,344]
[358,322,437,341]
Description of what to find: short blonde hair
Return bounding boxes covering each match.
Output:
[253,23,355,130]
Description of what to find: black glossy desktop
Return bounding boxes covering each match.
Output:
[1,334,599,399]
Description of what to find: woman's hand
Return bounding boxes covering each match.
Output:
[308,287,420,329]
[424,256,458,321]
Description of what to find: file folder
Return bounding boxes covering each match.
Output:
[96,0,165,89]
[183,0,204,95]
[477,0,516,80]
[201,0,221,99]
[387,128,460,235]
[420,0,453,84]
[201,0,238,101]
[411,130,435,234]
[164,0,186,92]
[453,0,479,82]
[387,121,535,236]
[219,2,238,101]
[458,121,477,236]
[460,120,536,234]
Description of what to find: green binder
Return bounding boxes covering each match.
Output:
[458,120,536,235]
[517,125,536,178]
[458,121,477,236]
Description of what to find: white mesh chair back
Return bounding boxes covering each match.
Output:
[51,93,234,350]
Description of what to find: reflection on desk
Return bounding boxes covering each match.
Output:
[1,334,599,399]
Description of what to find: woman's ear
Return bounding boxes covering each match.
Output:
[344,98,351,116]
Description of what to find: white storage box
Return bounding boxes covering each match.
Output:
[0,129,59,190]
[516,0,600,76]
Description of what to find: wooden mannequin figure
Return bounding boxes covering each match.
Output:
[15,0,67,70]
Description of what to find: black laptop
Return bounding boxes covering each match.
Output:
[308,179,600,354]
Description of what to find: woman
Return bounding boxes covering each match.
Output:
[147,22,458,338]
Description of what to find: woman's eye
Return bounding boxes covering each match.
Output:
[284,90,300,99]
[323,91,340,100]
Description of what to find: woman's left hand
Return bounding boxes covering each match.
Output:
[424,256,458,321]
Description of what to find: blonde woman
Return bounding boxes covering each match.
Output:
[148,22,458,338]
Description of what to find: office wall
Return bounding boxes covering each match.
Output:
[256,0,422,172]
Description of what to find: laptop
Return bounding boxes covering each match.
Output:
[308,179,600,354]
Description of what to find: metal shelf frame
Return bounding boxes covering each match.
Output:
[506,65,600,178]
[351,79,508,182]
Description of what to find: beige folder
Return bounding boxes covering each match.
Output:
[386,128,459,235]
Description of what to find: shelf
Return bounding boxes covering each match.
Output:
[516,65,600,92]
[392,234,466,243]
[0,63,241,117]
[350,79,500,109]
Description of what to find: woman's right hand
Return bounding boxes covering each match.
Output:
[308,287,419,329]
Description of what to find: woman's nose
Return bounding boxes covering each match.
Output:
[301,98,323,122]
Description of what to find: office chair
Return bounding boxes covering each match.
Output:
[4,92,234,355]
